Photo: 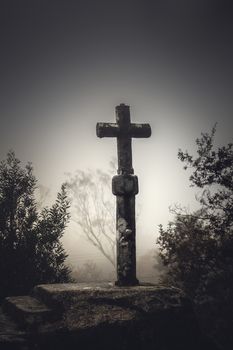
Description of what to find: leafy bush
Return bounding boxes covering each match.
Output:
[0,151,71,298]
[158,126,233,302]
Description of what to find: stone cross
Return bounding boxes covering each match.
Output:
[96,103,151,286]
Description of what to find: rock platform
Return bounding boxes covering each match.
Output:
[0,282,218,350]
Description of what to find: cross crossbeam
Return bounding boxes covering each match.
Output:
[97,122,151,138]
[96,103,151,286]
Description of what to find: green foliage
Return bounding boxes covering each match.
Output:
[0,151,71,298]
[158,127,233,302]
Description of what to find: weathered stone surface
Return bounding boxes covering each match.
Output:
[0,307,27,349]
[33,282,184,311]
[96,103,151,286]
[0,283,219,349]
[112,174,138,196]
[3,296,53,330]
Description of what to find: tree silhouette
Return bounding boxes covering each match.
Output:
[158,126,233,301]
[66,162,116,266]
[0,151,71,298]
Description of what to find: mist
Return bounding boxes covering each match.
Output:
[1,0,233,277]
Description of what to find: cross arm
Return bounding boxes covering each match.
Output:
[96,122,119,138]
[130,123,151,138]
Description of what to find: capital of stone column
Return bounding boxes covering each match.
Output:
[112,175,138,196]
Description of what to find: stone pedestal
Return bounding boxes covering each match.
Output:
[0,282,219,350]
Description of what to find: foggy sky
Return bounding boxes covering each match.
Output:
[1,0,233,266]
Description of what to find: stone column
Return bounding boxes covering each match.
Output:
[112,174,139,286]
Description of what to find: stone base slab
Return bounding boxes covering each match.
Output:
[0,283,218,350]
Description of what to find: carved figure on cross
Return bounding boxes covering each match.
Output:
[96,103,151,286]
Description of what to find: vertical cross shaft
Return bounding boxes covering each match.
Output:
[116,105,133,175]
[96,103,151,286]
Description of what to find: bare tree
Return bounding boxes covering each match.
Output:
[66,161,116,266]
